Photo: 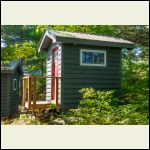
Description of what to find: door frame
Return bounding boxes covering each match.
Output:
[51,46,59,100]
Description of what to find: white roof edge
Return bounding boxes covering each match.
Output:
[38,30,56,52]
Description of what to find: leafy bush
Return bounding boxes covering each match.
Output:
[36,78,46,100]
[62,87,149,125]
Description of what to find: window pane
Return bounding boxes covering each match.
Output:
[13,79,17,90]
[82,52,93,64]
[82,52,86,63]
[94,52,104,64]
[15,80,17,89]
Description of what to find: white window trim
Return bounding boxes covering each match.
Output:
[80,49,107,66]
[13,79,17,91]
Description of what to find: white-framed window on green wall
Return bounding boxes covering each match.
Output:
[13,79,17,91]
[80,49,106,66]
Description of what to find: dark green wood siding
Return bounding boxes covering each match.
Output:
[61,44,121,109]
[9,72,20,116]
[1,70,20,117]
[1,74,9,117]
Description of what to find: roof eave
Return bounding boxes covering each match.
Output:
[1,70,13,73]
[38,30,56,53]
[56,36,134,49]
[1,61,23,74]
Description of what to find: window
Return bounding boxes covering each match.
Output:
[80,49,106,66]
[13,79,17,91]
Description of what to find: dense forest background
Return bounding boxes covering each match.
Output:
[1,25,149,124]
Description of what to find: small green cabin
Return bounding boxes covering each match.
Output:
[38,30,134,109]
[1,61,23,117]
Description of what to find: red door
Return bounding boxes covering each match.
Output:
[51,47,59,100]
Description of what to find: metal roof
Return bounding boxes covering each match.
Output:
[1,60,23,74]
[38,29,134,52]
[48,30,134,45]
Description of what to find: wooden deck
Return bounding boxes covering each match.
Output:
[22,76,61,112]
[24,100,60,110]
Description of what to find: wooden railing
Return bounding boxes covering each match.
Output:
[22,76,61,110]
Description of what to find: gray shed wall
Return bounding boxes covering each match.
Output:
[61,44,121,109]
[46,44,62,103]
[46,47,52,101]
[1,74,9,117]
[9,72,20,116]
[1,70,20,117]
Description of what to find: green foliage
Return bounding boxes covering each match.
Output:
[23,52,46,75]
[79,87,97,100]
[1,25,38,45]
[79,88,115,109]
[14,42,37,59]
[115,26,149,47]
[121,47,149,106]
[1,25,46,75]
[62,88,149,125]
[1,45,16,61]
[1,60,10,65]
[36,78,46,100]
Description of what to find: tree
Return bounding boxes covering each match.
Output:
[1,25,46,74]
[1,25,40,44]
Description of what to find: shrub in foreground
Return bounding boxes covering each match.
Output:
[62,87,148,125]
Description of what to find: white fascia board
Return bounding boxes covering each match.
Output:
[38,30,56,53]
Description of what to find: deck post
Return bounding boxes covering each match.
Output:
[22,78,26,107]
[33,76,36,109]
[55,77,59,107]
[28,76,31,109]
